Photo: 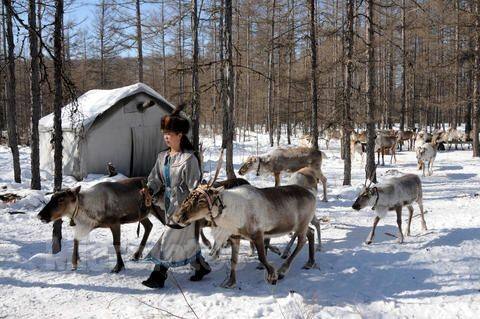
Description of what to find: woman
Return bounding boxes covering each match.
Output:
[142,104,211,289]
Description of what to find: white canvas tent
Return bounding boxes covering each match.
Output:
[39,83,175,180]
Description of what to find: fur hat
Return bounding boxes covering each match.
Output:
[161,103,190,134]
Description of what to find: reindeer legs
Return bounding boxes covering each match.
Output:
[220,236,240,288]
[406,205,414,236]
[110,224,125,273]
[278,229,307,279]
[72,239,79,271]
[320,174,328,202]
[418,199,428,231]
[366,216,380,245]
[132,218,152,261]
[253,232,277,285]
[274,173,281,187]
[302,227,316,269]
[396,206,404,244]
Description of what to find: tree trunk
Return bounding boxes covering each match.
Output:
[267,0,276,147]
[52,0,64,254]
[400,0,406,131]
[473,0,480,157]
[28,0,41,190]
[224,0,235,179]
[286,0,295,145]
[191,0,200,152]
[135,0,144,83]
[343,0,354,186]
[3,0,21,183]
[365,0,376,182]
[161,0,167,96]
[308,0,319,151]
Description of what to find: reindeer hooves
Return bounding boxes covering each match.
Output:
[71,265,78,271]
[322,198,328,203]
[111,263,125,273]
[302,261,316,269]
[266,270,278,285]
[131,252,142,261]
[365,240,373,245]
[220,278,237,289]
[280,253,289,259]
[256,263,265,270]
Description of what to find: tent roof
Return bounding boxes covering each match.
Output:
[39,83,174,131]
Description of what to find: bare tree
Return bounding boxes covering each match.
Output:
[224,0,235,179]
[365,0,376,182]
[28,0,41,190]
[267,0,276,147]
[343,0,354,185]
[135,0,143,83]
[473,0,480,157]
[3,0,21,183]
[191,0,200,151]
[308,0,319,150]
[52,0,64,254]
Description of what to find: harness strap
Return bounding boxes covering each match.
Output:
[256,158,262,176]
[69,196,80,227]
[196,188,225,226]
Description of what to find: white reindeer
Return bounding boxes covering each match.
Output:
[352,174,427,245]
[416,142,437,176]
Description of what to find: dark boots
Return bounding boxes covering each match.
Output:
[142,266,168,289]
[189,257,211,282]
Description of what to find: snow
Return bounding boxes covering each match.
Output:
[38,83,174,131]
[1,130,480,318]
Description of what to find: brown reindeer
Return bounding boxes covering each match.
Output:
[238,147,327,201]
[37,178,165,272]
[375,134,397,166]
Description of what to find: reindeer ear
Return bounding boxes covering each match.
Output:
[70,186,81,195]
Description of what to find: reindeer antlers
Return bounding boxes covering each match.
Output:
[208,148,224,187]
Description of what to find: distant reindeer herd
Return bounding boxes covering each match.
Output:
[36,125,476,287]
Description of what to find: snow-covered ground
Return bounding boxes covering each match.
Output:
[1,131,479,318]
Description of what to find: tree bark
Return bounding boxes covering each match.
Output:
[343,0,354,186]
[191,0,200,152]
[308,0,319,151]
[3,0,21,183]
[473,0,480,157]
[224,0,235,179]
[28,0,41,190]
[267,0,276,147]
[365,0,376,182]
[52,0,64,254]
[400,0,407,131]
[135,0,144,83]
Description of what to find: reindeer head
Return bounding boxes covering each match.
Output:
[172,184,222,226]
[37,186,81,223]
[173,148,224,226]
[352,186,378,210]
[238,156,259,175]
[352,169,378,211]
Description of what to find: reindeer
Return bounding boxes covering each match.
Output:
[324,128,342,149]
[397,130,415,151]
[37,178,165,273]
[281,167,322,258]
[172,153,317,288]
[238,147,327,201]
[352,174,427,245]
[375,134,397,166]
[416,142,437,176]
